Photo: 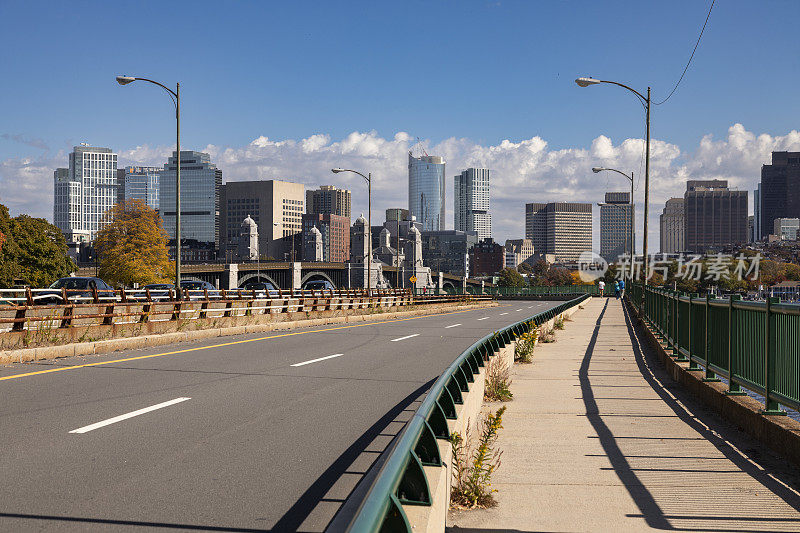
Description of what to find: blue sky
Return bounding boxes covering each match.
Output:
[2,0,799,248]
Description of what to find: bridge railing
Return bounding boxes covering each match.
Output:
[630,283,800,414]
[441,285,615,297]
[0,288,487,334]
[342,293,591,531]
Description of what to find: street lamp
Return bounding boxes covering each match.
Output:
[577,76,651,306]
[116,75,182,293]
[332,168,372,293]
[593,167,636,282]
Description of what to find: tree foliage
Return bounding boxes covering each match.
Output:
[498,267,526,287]
[0,204,75,288]
[95,200,173,287]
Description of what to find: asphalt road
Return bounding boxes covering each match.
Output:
[0,300,562,532]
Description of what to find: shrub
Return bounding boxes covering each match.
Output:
[484,356,513,401]
[539,326,556,343]
[514,327,538,364]
[554,316,565,330]
[450,406,507,509]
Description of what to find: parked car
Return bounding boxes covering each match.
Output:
[302,279,336,292]
[239,281,280,298]
[140,283,176,301]
[179,280,221,300]
[36,277,116,305]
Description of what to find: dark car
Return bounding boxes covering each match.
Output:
[239,281,280,298]
[179,280,220,300]
[140,283,176,301]
[36,277,116,305]
[303,279,336,292]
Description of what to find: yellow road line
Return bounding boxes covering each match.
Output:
[0,305,493,383]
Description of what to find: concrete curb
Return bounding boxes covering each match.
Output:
[630,300,800,469]
[0,301,497,366]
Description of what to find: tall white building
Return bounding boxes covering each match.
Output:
[408,152,445,231]
[454,168,491,240]
[53,144,118,242]
[659,197,685,254]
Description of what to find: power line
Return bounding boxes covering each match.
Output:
[654,0,715,106]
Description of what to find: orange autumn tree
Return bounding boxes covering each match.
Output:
[95,200,173,287]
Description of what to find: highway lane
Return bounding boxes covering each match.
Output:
[0,300,562,532]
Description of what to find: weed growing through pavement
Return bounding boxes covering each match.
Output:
[539,325,556,343]
[484,356,513,401]
[450,406,507,509]
[554,316,565,330]
[514,327,538,364]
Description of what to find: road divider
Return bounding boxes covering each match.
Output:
[69,397,191,434]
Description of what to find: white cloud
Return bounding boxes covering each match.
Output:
[2,123,799,254]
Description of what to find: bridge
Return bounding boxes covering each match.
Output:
[77,262,492,292]
[0,287,798,531]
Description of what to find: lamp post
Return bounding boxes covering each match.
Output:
[116,75,182,293]
[593,167,636,282]
[332,168,372,293]
[577,77,650,307]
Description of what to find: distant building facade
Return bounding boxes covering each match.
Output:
[220,179,304,261]
[760,151,800,239]
[53,144,118,243]
[684,180,748,253]
[421,229,479,276]
[306,185,351,218]
[160,151,221,246]
[454,168,491,240]
[774,218,800,241]
[301,213,350,262]
[600,192,634,263]
[118,166,160,210]
[660,197,685,254]
[469,238,505,276]
[505,239,535,270]
[408,152,445,231]
[754,182,761,241]
[525,202,592,263]
[386,208,409,223]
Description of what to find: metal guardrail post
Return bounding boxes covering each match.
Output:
[687,294,700,370]
[703,293,719,382]
[763,296,786,415]
[726,295,746,396]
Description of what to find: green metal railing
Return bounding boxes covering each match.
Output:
[630,284,800,414]
[441,285,614,297]
[343,294,591,531]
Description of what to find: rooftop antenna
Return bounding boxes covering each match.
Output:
[414,137,429,157]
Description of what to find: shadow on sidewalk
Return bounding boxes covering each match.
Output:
[577,298,800,532]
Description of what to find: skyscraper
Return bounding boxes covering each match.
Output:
[454,168,491,240]
[53,144,118,242]
[599,192,634,263]
[660,198,685,253]
[118,166,160,210]
[408,152,445,231]
[684,180,747,253]
[525,202,592,263]
[753,182,761,242]
[220,179,305,260]
[760,151,800,239]
[160,151,222,246]
[306,185,351,218]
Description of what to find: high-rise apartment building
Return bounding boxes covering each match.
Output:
[306,185,351,218]
[454,168,491,240]
[53,144,118,242]
[301,213,350,262]
[220,179,304,260]
[118,166,160,210]
[684,180,747,253]
[160,151,221,246]
[753,183,761,242]
[599,192,634,263]
[660,198,685,254]
[408,152,445,231]
[760,151,800,239]
[525,202,592,263]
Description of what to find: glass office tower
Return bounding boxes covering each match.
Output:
[408,152,445,231]
[160,151,222,246]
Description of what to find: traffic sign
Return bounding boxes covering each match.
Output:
[409,276,417,283]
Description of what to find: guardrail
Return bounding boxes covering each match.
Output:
[343,293,591,531]
[0,288,485,334]
[442,285,615,297]
[629,283,800,414]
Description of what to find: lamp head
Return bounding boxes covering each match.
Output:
[592,167,604,173]
[575,77,601,87]
[331,168,344,174]
[116,76,136,85]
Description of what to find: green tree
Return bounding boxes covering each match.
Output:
[95,200,173,287]
[498,267,526,287]
[0,204,75,288]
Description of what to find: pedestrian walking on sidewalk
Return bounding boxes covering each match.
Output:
[614,280,620,299]
[598,279,606,296]
[619,279,625,299]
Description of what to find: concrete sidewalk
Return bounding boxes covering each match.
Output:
[448,297,800,532]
